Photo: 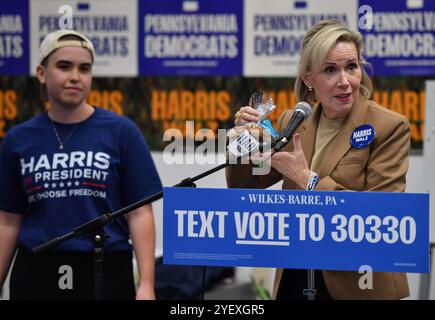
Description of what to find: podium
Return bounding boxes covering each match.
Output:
[163,187,429,299]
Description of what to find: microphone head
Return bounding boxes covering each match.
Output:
[294,101,312,120]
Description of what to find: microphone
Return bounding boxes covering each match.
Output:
[273,102,312,152]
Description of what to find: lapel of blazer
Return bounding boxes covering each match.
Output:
[298,103,321,169]
[315,94,369,178]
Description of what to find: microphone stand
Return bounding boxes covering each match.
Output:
[272,139,317,301]
[303,270,317,300]
[33,161,229,300]
[33,127,314,300]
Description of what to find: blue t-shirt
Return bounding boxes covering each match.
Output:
[0,107,162,252]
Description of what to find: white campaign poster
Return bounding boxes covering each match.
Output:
[244,0,358,77]
[424,80,435,245]
[30,0,138,76]
[424,80,435,300]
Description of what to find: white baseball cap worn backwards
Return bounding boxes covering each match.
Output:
[38,29,95,65]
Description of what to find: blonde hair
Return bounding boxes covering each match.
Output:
[295,19,372,105]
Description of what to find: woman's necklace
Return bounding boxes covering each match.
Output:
[49,117,81,150]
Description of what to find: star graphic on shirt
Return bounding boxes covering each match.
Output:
[51,183,57,188]
[75,181,80,186]
[59,182,65,188]
[44,183,49,189]
[67,181,72,187]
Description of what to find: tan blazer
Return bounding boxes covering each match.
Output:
[226,94,411,300]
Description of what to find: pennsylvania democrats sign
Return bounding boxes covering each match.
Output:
[30,0,138,76]
[243,0,358,76]
[359,0,435,75]
[0,0,29,75]
[163,187,429,273]
[139,0,243,75]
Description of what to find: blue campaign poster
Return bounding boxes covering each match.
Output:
[163,187,429,273]
[0,0,29,75]
[139,0,243,76]
[358,0,435,75]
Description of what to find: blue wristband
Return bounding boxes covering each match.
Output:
[305,171,319,191]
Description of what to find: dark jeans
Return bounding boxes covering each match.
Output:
[10,246,135,300]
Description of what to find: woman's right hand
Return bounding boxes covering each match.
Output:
[234,106,259,126]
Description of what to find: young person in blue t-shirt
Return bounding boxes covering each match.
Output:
[0,30,162,300]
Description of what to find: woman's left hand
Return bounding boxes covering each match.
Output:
[271,134,311,189]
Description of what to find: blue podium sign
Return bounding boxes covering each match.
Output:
[359,0,435,76]
[163,187,429,273]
